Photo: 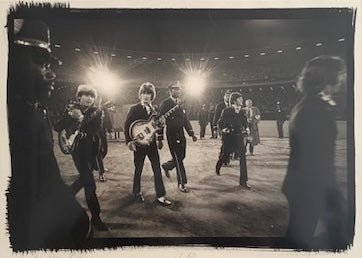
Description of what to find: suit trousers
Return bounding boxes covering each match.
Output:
[133,142,166,198]
[216,134,248,183]
[277,120,284,138]
[163,133,187,185]
[200,124,207,138]
[71,144,101,218]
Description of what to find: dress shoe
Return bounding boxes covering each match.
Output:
[161,164,170,178]
[240,182,251,190]
[91,217,108,231]
[134,192,145,202]
[215,165,221,176]
[157,196,172,206]
[178,184,189,193]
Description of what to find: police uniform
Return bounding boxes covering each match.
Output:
[7,19,89,250]
[159,96,195,189]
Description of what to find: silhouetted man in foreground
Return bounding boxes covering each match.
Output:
[7,19,89,250]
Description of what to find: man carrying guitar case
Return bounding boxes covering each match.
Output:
[124,82,172,206]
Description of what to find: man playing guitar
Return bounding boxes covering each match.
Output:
[54,85,108,231]
[124,82,172,206]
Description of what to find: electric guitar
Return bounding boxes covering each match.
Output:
[58,100,114,154]
[129,104,181,146]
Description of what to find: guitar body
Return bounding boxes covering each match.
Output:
[58,100,115,155]
[58,128,82,155]
[129,115,161,146]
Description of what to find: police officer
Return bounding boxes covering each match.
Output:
[7,19,89,250]
[159,81,197,193]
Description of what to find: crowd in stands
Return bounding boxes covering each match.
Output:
[50,41,347,121]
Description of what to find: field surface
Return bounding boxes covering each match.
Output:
[55,121,348,238]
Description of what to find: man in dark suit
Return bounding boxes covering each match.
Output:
[213,90,232,164]
[213,90,232,137]
[124,82,171,206]
[282,56,346,248]
[159,81,197,193]
[208,103,216,138]
[215,92,250,189]
[54,85,108,231]
[7,19,89,250]
[198,104,209,139]
[276,101,286,138]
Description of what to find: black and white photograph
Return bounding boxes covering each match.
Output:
[0,0,359,255]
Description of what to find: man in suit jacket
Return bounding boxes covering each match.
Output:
[55,85,108,231]
[159,81,197,193]
[198,104,209,139]
[213,90,232,137]
[282,56,346,248]
[124,82,171,206]
[213,90,233,164]
[208,103,217,138]
[276,101,286,138]
[216,92,250,189]
[7,19,89,250]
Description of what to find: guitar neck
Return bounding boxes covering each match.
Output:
[79,102,113,129]
[163,104,180,118]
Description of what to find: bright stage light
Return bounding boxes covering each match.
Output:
[86,66,119,97]
[185,71,206,97]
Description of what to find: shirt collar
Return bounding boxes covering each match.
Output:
[170,96,177,103]
[232,104,242,113]
[141,101,152,107]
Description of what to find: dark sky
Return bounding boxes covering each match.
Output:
[46,9,352,54]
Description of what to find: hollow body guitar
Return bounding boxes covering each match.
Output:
[58,100,114,154]
[129,104,180,146]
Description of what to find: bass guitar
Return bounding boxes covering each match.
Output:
[58,100,114,154]
[129,104,181,146]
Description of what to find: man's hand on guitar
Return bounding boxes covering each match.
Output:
[222,128,230,134]
[158,116,166,127]
[157,140,163,150]
[68,108,84,122]
[127,141,137,152]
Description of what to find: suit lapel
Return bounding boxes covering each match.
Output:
[137,102,149,119]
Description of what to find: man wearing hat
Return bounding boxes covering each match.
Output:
[159,81,197,193]
[7,19,89,250]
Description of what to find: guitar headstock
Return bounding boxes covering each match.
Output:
[102,100,115,110]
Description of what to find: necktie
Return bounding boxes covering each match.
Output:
[144,105,151,115]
